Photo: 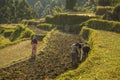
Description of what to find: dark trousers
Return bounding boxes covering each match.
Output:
[71,52,78,68]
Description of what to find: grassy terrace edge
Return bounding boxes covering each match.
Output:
[55,27,120,80]
[0,28,56,69]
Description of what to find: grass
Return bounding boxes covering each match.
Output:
[28,26,48,35]
[0,35,11,48]
[0,24,17,28]
[0,25,120,80]
[0,27,14,48]
[22,18,45,25]
[9,24,34,41]
[85,19,120,33]
[0,40,42,68]
[45,13,96,25]
[0,18,120,80]
[0,29,82,80]
[55,28,120,80]
[0,24,49,68]
[0,24,34,48]
[37,23,54,31]
[96,6,113,15]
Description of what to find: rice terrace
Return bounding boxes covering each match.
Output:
[0,0,120,80]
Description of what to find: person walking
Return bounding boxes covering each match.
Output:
[31,35,38,60]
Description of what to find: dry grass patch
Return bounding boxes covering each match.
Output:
[0,40,42,68]
[0,24,17,28]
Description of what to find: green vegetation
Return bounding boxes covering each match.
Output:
[46,13,96,25]
[3,29,14,38]
[37,23,54,31]
[97,0,120,6]
[74,0,97,12]
[0,27,15,48]
[0,29,81,80]
[0,0,36,23]
[10,24,34,41]
[0,24,34,48]
[55,27,120,80]
[66,0,77,10]
[27,0,97,18]
[96,0,120,22]
[22,19,45,26]
[0,0,120,80]
[27,0,65,18]
[84,19,120,33]
[0,24,17,28]
[113,4,120,21]
[0,35,11,48]
[96,6,113,15]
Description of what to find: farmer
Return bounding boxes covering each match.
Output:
[31,35,38,59]
[77,42,84,62]
[70,43,80,68]
[82,43,90,61]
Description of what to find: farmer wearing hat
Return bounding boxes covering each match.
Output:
[31,35,38,59]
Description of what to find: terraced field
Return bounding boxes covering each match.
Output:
[55,28,120,80]
[1,14,119,80]
[0,24,17,28]
[0,40,42,68]
[0,30,81,80]
[28,26,48,35]
[0,25,46,68]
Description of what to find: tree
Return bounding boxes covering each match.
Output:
[66,0,77,10]
[34,1,43,17]
[0,0,36,23]
[98,0,111,6]
[90,0,97,12]
[0,0,6,8]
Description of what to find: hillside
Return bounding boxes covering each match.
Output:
[55,27,120,80]
[0,40,42,68]
[0,11,120,79]
[0,29,82,80]
[27,0,65,17]
[0,0,120,80]
[0,24,49,68]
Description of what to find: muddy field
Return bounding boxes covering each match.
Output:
[0,30,81,80]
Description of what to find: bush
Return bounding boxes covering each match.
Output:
[98,0,111,6]
[45,13,96,25]
[85,19,120,33]
[112,23,120,32]
[96,6,113,15]
[37,23,54,31]
[66,0,77,10]
[97,0,120,6]
[10,24,25,41]
[21,28,34,38]
[10,24,34,41]
[0,35,11,48]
